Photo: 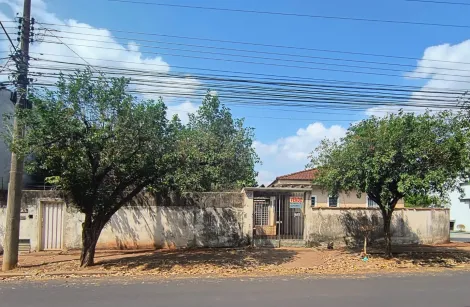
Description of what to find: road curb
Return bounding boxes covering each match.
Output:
[0,271,116,278]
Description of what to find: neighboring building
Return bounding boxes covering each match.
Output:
[0,86,33,190]
[0,86,15,190]
[449,183,470,232]
[268,169,405,209]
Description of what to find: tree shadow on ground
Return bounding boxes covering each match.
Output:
[340,210,470,267]
[366,243,470,267]
[97,248,297,271]
[10,250,155,269]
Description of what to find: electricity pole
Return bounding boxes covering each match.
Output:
[2,0,31,271]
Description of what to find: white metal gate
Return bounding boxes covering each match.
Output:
[41,202,65,250]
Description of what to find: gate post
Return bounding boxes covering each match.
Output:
[242,189,254,245]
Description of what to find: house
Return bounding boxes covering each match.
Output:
[268,169,405,209]
[449,183,470,232]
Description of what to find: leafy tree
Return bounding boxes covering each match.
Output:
[9,70,180,266]
[404,193,449,208]
[309,111,469,257]
[173,92,259,191]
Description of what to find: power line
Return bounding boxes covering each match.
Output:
[26,57,467,107]
[37,31,470,75]
[35,40,470,84]
[0,20,17,51]
[106,0,470,29]
[28,57,464,97]
[25,68,461,110]
[35,21,98,71]
[29,85,460,111]
[34,38,454,78]
[26,79,453,108]
[0,58,13,73]
[30,52,454,93]
[27,23,470,92]
[38,22,470,66]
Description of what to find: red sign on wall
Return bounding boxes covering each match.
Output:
[289,196,303,209]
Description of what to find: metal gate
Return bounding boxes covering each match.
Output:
[253,192,305,241]
[40,202,65,250]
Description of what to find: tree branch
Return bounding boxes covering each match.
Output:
[102,178,152,223]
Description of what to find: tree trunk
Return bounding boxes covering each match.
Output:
[363,235,367,255]
[80,214,104,267]
[383,213,392,258]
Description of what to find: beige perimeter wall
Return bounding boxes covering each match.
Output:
[304,207,450,246]
[0,190,448,251]
[0,190,248,252]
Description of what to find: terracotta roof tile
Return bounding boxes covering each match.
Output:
[276,169,317,181]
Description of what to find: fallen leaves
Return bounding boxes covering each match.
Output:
[2,246,470,281]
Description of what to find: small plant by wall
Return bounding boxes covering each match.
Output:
[456,224,466,232]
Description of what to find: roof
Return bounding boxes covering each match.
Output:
[243,187,312,192]
[276,169,317,181]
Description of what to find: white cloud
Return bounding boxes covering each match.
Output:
[365,106,405,117]
[365,39,470,116]
[0,0,201,120]
[256,170,276,187]
[254,122,346,185]
[405,40,470,85]
[166,100,199,124]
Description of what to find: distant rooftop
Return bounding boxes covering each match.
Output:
[276,169,317,181]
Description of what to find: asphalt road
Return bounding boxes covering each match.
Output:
[1,272,469,307]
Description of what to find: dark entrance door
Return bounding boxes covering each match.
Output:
[278,194,304,239]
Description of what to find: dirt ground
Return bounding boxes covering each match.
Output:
[1,242,470,280]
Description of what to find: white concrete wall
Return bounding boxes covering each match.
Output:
[449,183,470,231]
[0,190,451,252]
[304,207,450,246]
[0,191,246,251]
[0,194,61,252]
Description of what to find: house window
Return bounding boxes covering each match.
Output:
[367,197,379,208]
[311,195,317,207]
[328,196,338,207]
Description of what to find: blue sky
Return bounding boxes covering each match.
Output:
[1,0,470,184]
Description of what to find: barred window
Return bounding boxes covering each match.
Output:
[328,196,338,207]
[367,197,379,208]
[254,202,269,226]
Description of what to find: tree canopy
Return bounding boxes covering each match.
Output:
[5,70,260,266]
[404,194,449,208]
[309,111,469,256]
[171,92,259,191]
[13,70,180,266]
